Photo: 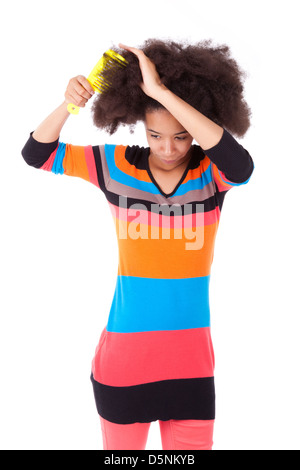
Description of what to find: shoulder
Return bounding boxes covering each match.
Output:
[104,144,149,169]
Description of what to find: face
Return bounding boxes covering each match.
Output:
[144,109,193,169]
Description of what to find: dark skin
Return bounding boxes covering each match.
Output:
[144,109,194,173]
[141,109,194,195]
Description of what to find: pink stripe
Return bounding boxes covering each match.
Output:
[212,165,232,192]
[41,148,58,171]
[108,201,220,228]
[92,327,215,386]
[84,146,99,187]
[213,175,230,192]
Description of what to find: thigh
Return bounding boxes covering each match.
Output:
[100,416,151,450]
[159,419,215,450]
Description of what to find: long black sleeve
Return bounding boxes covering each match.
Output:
[21,131,59,168]
[204,128,254,183]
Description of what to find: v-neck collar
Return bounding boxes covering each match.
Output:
[146,146,195,198]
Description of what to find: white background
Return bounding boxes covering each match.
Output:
[0,0,299,450]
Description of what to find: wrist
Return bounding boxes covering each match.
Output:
[150,84,170,102]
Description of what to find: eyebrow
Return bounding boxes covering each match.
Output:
[147,128,188,135]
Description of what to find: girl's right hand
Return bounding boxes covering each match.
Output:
[64,75,95,108]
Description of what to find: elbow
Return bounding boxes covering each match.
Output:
[21,146,43,169]
[241,154,255,183]
[21,146,33,167]
[21,132,59,169]
[223,153,255,184]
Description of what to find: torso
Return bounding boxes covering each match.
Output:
[91,142,219,424]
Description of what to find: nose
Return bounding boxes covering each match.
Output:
[162,140,176,156]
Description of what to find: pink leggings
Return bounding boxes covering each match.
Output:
[100,416,214,450]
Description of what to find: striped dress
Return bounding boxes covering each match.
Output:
[21,128,254,425]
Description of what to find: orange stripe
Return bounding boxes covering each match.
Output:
[63,144,90,182]
[185,155,211,183]
[212,163,232,191]
[114,147,213,186]
[112,218,218,278]
[114,145,152,183]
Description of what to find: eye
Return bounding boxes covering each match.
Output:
[150,134,160,139]
[175,136,187,141]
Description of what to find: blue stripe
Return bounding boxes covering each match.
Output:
[51,142,66,174]
[173,164,213,196]
[106,275,211,333]
[105,144,159,193]
[105,144,213,196]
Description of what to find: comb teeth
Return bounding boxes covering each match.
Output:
[103,52,128,67]
[93,77,111,93]
[88,50,128,94]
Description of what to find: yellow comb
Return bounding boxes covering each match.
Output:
[67,49,128,115]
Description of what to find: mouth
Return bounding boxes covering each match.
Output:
[161,159,178,164]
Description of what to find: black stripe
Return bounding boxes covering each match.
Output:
[90,374,215,424]
[124,144,205,171]
[105,190,221,215]
[92,145,106,193]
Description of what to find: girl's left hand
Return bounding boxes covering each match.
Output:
[118,43,167,99]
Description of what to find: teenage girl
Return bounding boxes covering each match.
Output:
[22,39,254,450]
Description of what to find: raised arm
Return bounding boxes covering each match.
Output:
[21,76,105,191]
[31,76,94,143]
[119,43,255,187]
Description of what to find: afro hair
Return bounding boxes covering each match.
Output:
[91,38,252,138]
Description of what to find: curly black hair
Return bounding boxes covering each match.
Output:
[91,38,252,138]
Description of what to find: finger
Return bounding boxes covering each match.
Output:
[77,75,95,95]
[118,43,132,51]
[76,75,95,97]
[65,89,88,108]
[72,82,93,101]
[119,43,143,57]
